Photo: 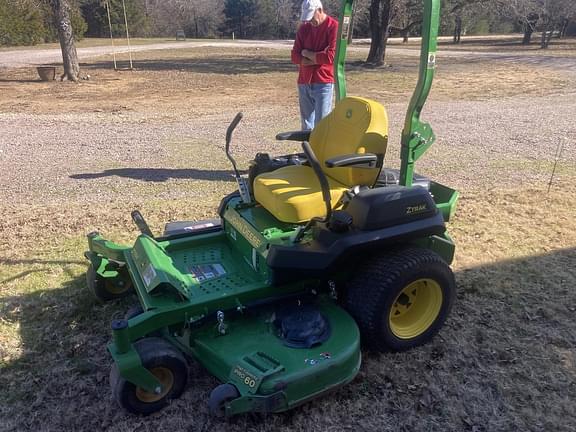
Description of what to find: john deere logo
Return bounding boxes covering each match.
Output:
[346,109,353,119]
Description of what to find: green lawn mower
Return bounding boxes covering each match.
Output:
[84,0,459,417]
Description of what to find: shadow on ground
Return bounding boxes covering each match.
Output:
[1,248,575,431]
[0,78,45,83]
[84,57,418,75]
[85,56,297,75]
[70,168,240,182]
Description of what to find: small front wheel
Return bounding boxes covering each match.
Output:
[208,383,240,418]
[110,337,189,415]
[345,247,456,352]
[87,262,133,301]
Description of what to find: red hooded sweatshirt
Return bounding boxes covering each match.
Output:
[291,15,338,85]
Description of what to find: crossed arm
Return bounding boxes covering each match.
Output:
[300,50,316,65]
[291,24,337,67]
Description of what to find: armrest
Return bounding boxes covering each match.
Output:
[325,153,378,168]
[275,130,311,142]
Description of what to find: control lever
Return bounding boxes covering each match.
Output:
[131,210,155,238]
[225,112,251,203]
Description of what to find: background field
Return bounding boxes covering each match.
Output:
[0,37,575,431]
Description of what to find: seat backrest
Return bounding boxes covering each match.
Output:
[309,96,388,188]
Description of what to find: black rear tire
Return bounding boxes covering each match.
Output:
[111,337,188,415]
[345,247,455,352]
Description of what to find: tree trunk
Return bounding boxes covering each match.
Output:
[400,19,408,43]
[453,16,462,44]
[51,0,79,81]
[366,0,393,66]
[540,29,553,49]
[522,13,539,45]
[559,19,568,38]
[522,27,533,44]
[540,16,552,49]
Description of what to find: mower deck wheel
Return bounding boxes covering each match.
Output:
[124,304,144,320]
[208,383,240,418]
[345,247,455,352]
[110,337,188,415]
[87,263,133,302]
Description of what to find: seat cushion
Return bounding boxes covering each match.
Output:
[310,96,388,187]
[254,165,348,224]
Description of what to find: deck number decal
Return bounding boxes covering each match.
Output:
[232,366,259,389]
[189,263,226,282]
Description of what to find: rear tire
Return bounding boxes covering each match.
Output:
[345,247,455,352]
[111,337,188,415]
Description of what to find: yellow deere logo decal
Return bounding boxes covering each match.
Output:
[226,211,263,249]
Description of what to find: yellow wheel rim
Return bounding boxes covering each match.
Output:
[105,278,132,295]
[389,278,443,339]
[135,367,174,403]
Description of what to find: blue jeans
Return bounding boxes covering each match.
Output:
[298,83,334,131]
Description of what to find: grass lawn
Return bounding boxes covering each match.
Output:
[0,40,575,431]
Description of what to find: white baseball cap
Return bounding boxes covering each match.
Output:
[301,0,323,22]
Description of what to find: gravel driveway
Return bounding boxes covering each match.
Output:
[0,92,574,207]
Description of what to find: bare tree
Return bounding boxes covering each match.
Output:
[390,0,422,43]
[274,0,297,38]
[502,0,576,47]
[444,0,494,44]
[147,0,224,38]
[49,0,80,81]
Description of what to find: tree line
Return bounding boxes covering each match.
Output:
[2,0,575,81]
[2,0,574,47]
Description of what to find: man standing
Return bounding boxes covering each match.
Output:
[291,0,338,130]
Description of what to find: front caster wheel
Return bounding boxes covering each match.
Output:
[87,262,133,301]
[208,383,240,418]
[110,337,188,415]
[345,247,456,352]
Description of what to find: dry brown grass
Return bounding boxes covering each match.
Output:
[1,43,575,431]
[0,46,573,115]
[387,34,576,57]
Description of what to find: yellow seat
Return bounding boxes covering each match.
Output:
[254,97,389,224]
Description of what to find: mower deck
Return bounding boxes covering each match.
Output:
[180,297,361,415]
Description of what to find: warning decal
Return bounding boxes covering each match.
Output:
[189,263,226,282]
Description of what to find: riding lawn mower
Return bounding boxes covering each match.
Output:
[84,0,459,417]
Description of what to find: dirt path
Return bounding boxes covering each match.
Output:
[2,39,574,74]
[0,40,294,68]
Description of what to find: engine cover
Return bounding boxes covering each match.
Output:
[346,186,438,230]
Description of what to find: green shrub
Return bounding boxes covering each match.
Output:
[468,18,490,35]
[0,0,87,47]
[0,1,47,46]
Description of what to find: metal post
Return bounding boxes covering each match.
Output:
[335,0,355,102]
[121,0,134,70]
[105,1,117,70]
[399,0,440,187]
